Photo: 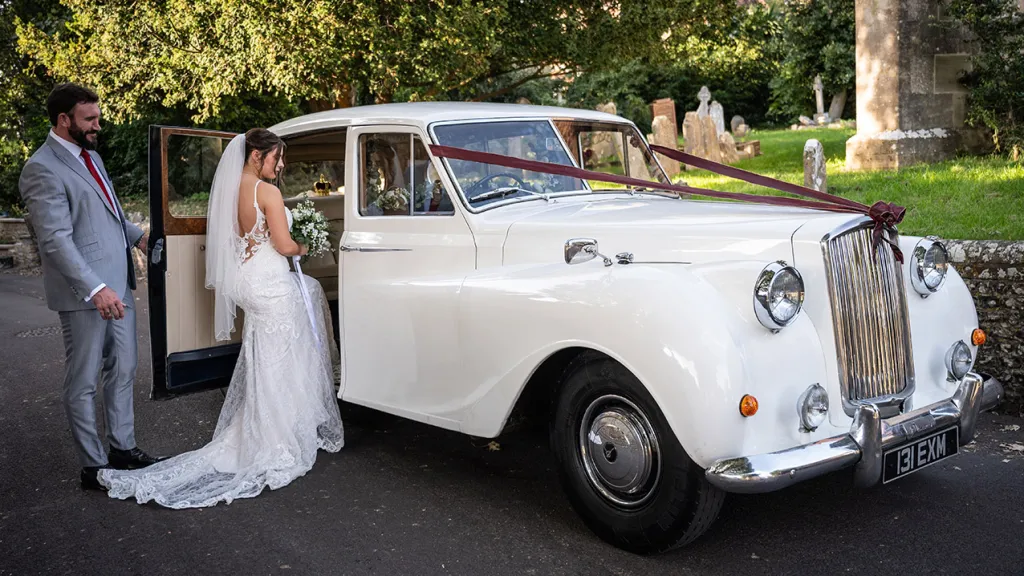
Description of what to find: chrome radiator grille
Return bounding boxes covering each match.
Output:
[822,223,914,405]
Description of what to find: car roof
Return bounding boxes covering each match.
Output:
[269,101,632,136]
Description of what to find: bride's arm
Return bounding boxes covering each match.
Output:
[259,184,307,257]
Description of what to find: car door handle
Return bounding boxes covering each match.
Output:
[150,238,164,264]
[340,245,411,253]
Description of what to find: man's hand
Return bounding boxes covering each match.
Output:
[92,287,125,320]
[135,233,149,251]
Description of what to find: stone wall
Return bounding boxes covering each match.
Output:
[0,218,29,243]
[946,240,1024,416]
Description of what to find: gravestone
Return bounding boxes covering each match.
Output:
[813,75,830,125]
[650,115,680,178]
[719,132,740,164]
[846,0,991,170]
[700,115,723,164]
[696,86,711,118]
[650,98,677,138]
[828,90,848,121]
[803,139,827,193]
[682,111,706,157]
[734,124,751,139]
[593,102,621,159]
[736,140,760,160]
[709,102,726,136]
[731,115,745,133]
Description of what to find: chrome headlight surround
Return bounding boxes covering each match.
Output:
[945,340,974,381]
[910,238,949,297]
[753,261,805,332]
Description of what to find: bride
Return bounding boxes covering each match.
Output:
[98,129,344,508]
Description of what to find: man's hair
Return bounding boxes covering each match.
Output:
[46,83,100,126]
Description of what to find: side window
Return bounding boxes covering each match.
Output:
[279,130,347,199]
[359,133,451,216]
[166,134,235,218]
[552,119,670,187]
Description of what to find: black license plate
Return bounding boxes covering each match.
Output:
[882,426,959,484]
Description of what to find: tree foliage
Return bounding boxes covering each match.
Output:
[548,2,781,134]
[1,0,68,214]
[943,0,1024,160]
[17,0,728,123]
[767,0,855,123]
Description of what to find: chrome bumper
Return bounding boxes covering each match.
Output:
[705,372,1005,494]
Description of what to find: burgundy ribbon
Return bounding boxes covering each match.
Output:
[648,145,907,263]
[429,143,906,263]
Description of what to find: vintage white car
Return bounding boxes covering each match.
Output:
[148,103,1004,554]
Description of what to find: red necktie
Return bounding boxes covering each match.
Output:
[80,150,117,215]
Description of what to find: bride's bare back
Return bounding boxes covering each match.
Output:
[237,173,304,258]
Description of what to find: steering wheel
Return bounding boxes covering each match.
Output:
[465,172,528,199]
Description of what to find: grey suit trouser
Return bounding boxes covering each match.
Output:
[58,294,137,468]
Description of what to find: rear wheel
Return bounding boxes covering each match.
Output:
[550,352,724,554]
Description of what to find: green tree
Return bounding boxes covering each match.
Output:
[943,0,1024,160]
[1,0,67,214]
[16,0,724,123]
[767,0,855,124]
[553,2,781,134]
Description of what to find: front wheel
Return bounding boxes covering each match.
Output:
[550,353,724,554]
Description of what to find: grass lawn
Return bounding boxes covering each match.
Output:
[673,127,1024,241]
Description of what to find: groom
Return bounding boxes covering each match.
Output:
[19,83,164,491]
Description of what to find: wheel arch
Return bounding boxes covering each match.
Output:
[498,346,605,437]
[495,346,715,468]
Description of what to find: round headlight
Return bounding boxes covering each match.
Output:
[945,340,974,380]
[797,383,829,431]
[754,262,805,332]
[911,239,949,296]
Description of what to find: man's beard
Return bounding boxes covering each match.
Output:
[69,124,98,150]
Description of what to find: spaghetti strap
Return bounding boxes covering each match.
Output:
[253,180,260,208]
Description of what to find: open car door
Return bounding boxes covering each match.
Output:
[147,125,241,399]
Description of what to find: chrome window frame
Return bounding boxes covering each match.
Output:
[426,117,669,214]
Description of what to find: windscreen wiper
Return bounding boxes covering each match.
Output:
[469,186,551,202]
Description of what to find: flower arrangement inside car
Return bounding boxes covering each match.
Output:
[366,182,433,215]
[289,199,332,260]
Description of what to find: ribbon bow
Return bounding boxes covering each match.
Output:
[867,201,906,263]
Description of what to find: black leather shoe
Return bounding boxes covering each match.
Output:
[108,446,167,470]
[81,466,110,491]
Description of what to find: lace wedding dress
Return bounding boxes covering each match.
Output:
[99,181,344,508]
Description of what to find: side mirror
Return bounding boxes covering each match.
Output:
[564,238,612,266]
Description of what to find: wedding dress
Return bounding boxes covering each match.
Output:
[98,176,344,508]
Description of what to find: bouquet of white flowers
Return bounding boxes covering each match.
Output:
[289,200,332,258]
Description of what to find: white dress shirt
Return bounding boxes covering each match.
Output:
[50,130,128,301]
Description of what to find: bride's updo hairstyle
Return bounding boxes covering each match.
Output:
[244,128,286,174]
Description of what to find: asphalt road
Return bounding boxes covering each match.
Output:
[2,271,1023,576]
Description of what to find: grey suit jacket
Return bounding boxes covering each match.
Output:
[19,134,144,312]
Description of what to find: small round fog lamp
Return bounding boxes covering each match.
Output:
[797,383,829,431]
[945,340,974,381]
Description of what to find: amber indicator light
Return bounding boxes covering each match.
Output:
[739,394,759,417]
[972,329,986,346]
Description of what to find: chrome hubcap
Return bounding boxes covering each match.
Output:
[578,394,660,508]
